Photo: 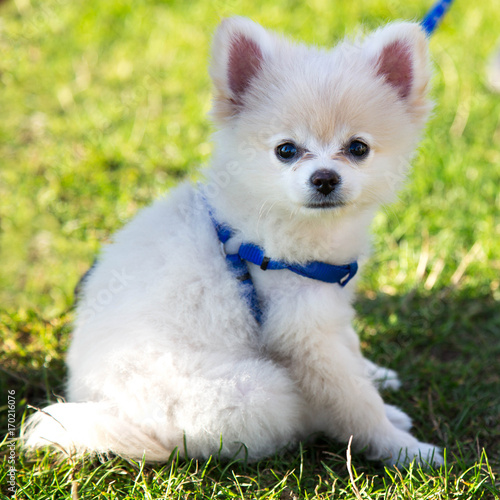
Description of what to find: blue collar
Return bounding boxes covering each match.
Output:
[203,195,358,324]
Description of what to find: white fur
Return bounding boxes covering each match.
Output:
[23,18,443,467]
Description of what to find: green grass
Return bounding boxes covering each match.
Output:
[1,0,499,498]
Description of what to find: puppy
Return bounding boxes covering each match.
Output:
[24,17,443,466]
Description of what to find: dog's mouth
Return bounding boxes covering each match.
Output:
[305,195,347,210]
[304,185,349,210]
[305,201,345,209]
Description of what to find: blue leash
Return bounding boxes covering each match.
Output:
[421,0,454,36]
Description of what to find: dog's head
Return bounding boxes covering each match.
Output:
[209,17,432,222]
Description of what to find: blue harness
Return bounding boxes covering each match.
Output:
[204,196,358,324]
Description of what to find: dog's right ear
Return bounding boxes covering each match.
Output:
[210,17,272,122]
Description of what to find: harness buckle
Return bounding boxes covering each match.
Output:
[260,256,270,271]
[339,262,359,287]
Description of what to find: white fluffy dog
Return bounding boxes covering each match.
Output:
[24,17,443,466]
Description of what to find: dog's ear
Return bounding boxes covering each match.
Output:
[210,17,273,122]
[363,22,432,119]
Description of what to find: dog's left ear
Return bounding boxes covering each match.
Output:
[210,17,274,122]
[364,22,432,119]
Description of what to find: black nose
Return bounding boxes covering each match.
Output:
[310,169,341,196]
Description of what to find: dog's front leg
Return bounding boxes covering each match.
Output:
[262,284,442,466]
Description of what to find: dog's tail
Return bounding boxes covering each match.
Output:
[22,402,172,461]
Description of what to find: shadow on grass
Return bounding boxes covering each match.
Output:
[355,286,499,470]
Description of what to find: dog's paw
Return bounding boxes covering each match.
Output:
[385,404,412,432]
[386,442,444,468]
[376,368,401,390]
[365,360,401,390]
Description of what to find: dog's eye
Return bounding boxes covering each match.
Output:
[275,142,298,162]
[348,140,369,159]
